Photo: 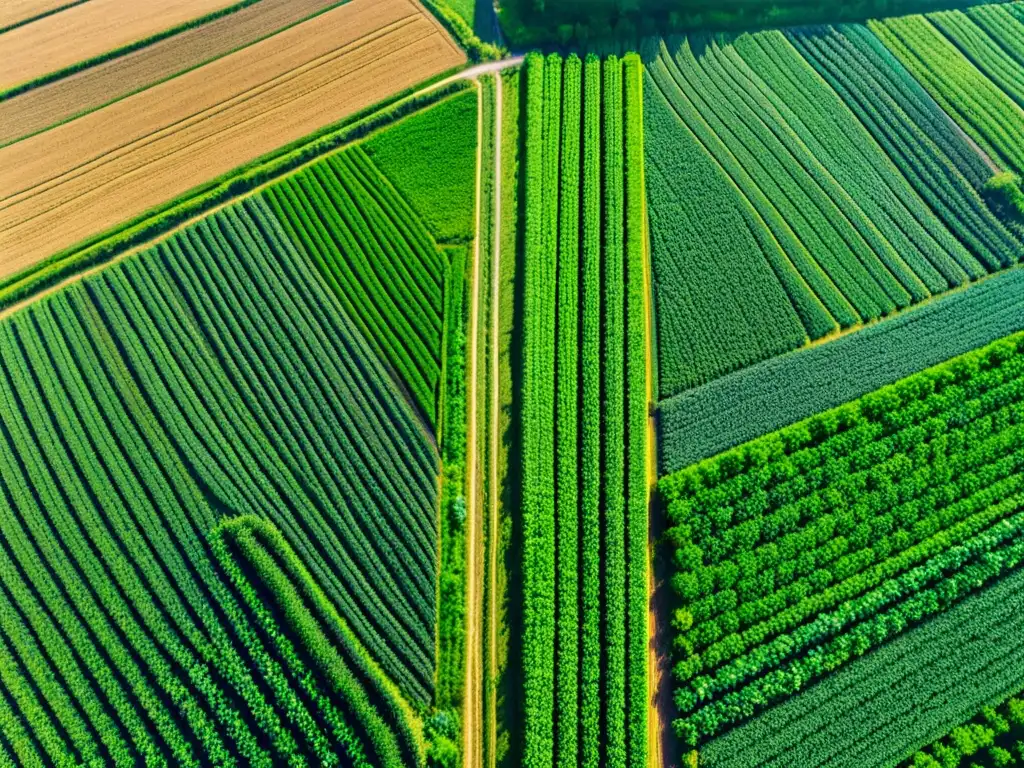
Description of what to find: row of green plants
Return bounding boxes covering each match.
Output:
[929,9,1024,109]
[734,29,1002,282]
[262,146,447,422]
[661,332,1024,748]
[699,564,1024,768]
[0,81,472,311]
[871,11,1024,176]
[789,22,1022,265]
[658,266,1024,474]
[213,515,426,768]
[0,197,442,764]
[436,245,468,714]
[905,691,1024,768]
[655,39,897,324]
[519,50,649,768]
[643,60,811,398]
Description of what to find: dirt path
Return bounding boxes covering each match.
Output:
[464,76,485,768]
[486,71,503,768]
[643,123,678,768]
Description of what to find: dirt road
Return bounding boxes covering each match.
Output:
[486,71,503,768]
[464,76,485,768]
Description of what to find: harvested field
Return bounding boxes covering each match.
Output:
[0,0,80,31]
[0,0,241,90]
[0,0,345,146]
[0,0,465,280]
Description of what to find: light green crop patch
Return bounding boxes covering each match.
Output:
[364,90,479,245]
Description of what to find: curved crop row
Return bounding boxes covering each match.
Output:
[0,193,440,764]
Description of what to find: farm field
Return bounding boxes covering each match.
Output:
[661,333,1024,750]
[4,0,1024,767]
[0,0,244,90]
[517,51,650,768]
[646,12,1024,401]
[0,0,465,282]
[658,267,1024,474]
[0,0,349,146]
[0,194,439,765]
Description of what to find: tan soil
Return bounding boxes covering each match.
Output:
[0,0,345,145]
[0,0,465,280]
[0,0,243,90]
[0,0,78,30]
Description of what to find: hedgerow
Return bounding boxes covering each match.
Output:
[662,331,1024,748]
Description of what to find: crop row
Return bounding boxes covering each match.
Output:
[788,23,1021,272]
[699,562,1024,768]
[264,146,448,423]
[645,14,1024,402]
[0,196,439,763]
[870,13,1024,176]
[642,58,809,398]
[903,686,1024,768]
[519,51,649,768]
[661,332,1024,747]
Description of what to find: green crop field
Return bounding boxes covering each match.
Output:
[518,51,649,768]
[3,1,1024,766]
[662,333,1024,748]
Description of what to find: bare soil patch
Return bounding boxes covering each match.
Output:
[0,0,242,90]
[0,0,465,280]
[0,0,344,145]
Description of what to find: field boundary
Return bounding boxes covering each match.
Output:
[0,77,470,316]
[0,56,522,318]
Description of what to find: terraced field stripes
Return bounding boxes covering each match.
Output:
[0,196,437,764]
[520,51,649,768]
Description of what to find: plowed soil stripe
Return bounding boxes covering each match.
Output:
[0,0,242,89]
[0,0,347,146]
